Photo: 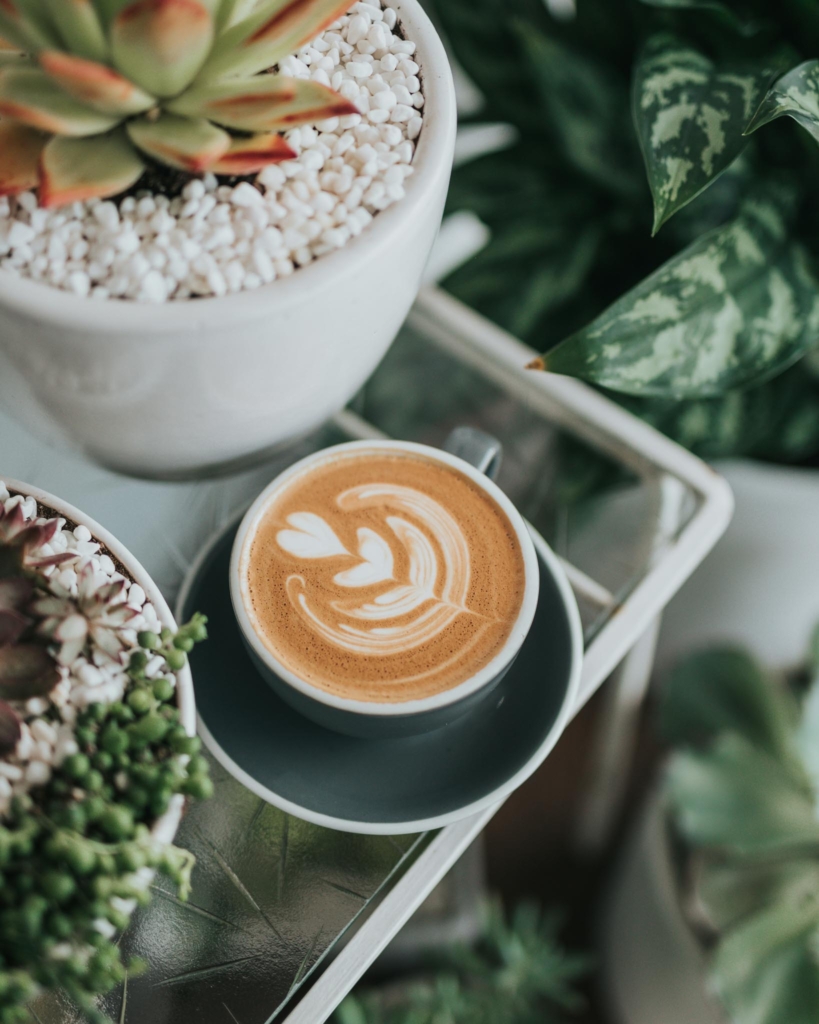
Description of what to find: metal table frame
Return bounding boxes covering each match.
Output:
[282,286,734,1022]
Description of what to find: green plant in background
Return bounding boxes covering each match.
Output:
[335,901,588,1024]
[662,632,819,1024]
[0,0,358,207]
[435,0,819,468]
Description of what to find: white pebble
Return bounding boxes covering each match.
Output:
[25,761,51,786]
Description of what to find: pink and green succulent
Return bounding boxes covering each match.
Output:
[0,0,360,207]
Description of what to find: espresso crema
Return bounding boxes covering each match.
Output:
[243,450,526,703]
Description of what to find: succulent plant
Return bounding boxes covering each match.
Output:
[0,0,360,207]
[336,901,588,1024]
[0,502,74,755]
[34,567,139,665]
[662,637,819,1024]
[0,500,76,578]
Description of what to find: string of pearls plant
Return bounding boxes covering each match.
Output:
[0,481,211,1024]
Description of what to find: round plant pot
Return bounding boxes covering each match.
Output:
[0,0,457,480]
[602,790,724,1024]
[3,476,197,848]
[656,460,819,675]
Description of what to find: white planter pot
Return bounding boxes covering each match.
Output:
[602,792,724,1024]
[2,476,197,849]
[656,460,819,674]
[0,0,456,479]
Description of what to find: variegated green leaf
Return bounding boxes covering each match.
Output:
[745,60,819,145]
[543,192,819,398]
[633,35,777,234]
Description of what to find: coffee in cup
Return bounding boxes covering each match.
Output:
[231,438,540,736]
[242,447,527,704]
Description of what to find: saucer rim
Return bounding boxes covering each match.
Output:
[179,512,583,835]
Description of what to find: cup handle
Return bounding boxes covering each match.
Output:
[444,427,503,482]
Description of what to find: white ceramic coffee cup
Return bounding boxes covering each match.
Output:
[230,435,541,737]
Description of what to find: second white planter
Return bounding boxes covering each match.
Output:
[656,459,819,674]
[0,0,456,479]
[603,793,725,1024]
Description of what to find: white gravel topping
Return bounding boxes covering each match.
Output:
[0,479,169,816]
[0,0,423,303]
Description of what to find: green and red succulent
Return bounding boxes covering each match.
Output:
[0,0,360,207]
[0,501,77,758]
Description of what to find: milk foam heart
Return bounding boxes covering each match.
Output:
[244,450,526,704]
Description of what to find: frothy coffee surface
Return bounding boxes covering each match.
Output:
[243,449,526,703]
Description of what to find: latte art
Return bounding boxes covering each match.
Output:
[244,451,526,703]
[277,483,484,669]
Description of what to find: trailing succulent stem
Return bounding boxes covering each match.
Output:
[0,0,360,207]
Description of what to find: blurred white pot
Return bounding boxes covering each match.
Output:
[2,476,197,849]
[0,0,456,480]
[603,792,724,1024]
[656,460,819,674]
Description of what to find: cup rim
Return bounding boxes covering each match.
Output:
[229,438,541,717]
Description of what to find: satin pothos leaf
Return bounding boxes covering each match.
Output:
[633,36,778,234]
[746,60,819,145]
[542,191,819,398]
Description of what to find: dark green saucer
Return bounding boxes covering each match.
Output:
[179,518,582,835]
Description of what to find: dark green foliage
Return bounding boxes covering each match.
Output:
[437,0,819,462]
[335,901,588,1024]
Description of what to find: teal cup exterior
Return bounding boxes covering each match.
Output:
[230,430,541,738]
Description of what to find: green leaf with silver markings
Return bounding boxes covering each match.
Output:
[633,35,777,234]
[746,60,819,145]
[543,190,819,398]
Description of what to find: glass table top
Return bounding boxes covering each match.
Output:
[0,294,690,1023]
